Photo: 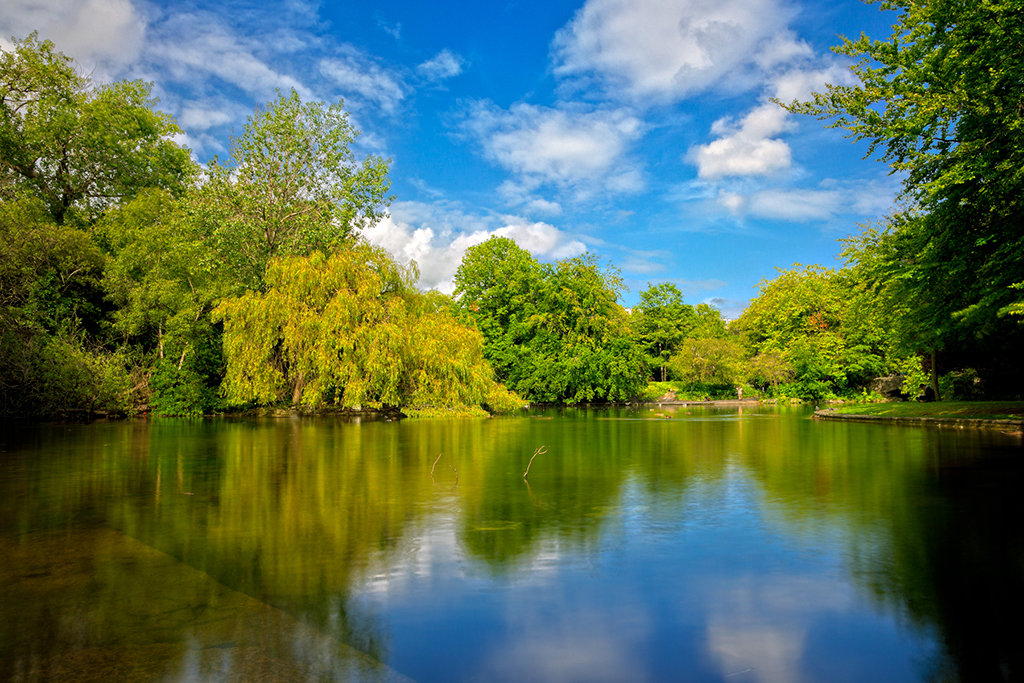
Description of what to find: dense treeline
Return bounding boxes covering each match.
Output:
[3,0,1022,418]
[0,35,518,417]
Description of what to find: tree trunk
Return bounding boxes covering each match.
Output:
[930,347,941,401]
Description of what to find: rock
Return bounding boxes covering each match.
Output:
[870,374,907,399]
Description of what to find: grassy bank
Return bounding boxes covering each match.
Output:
[835,401,1024,421]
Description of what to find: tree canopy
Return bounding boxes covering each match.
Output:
[0,34,193,224]
[215,244,521,414]
[454,238,648,403]
[786,0,1024,392]
[192,90,393,292]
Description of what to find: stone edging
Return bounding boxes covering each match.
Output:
[814,410,1024,430]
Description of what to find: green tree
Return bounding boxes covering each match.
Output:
[215,244,520,414]
[96,189,223,415]
[634,283,696,381]
[453,237,542,384]
[734,265,895,397]
[192,90,392,291]
[786,0,1024,396]
[0,34,193,224]
[454,240,648,403]
[0,196,139,416]
[668,337,745,385]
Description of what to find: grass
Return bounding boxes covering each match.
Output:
[835,401,1024,421]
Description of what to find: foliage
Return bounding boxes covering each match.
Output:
[787,0,1024,392]
[0,34,193,224]
[0,194,105,334]
[733,264,908,398]
[215,245,520,413]
[747,352,795,390]
[641,380,746,402]
[667,337,744,385]
[634,283,695,381]
[0,324,141,417]
[455,238,649,404]
[192,90,392,291]
[453,236,542,383]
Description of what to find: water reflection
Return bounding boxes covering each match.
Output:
[1,408,1022,682]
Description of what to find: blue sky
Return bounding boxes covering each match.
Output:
[1,0,900,316]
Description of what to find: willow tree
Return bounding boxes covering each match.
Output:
[215,243,522,414]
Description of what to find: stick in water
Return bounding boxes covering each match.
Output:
[523,446,548,479]
[449,464,458,486]
[430,453,442,477]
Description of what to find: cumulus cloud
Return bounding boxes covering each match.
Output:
[460,101,644,199]
[691,103,794,178]
[417,49,467,81]
[360,202,587,293]
[552,0,793,101]
[0,0,145,74]
[320,47,408,112]
[690,64,859,179]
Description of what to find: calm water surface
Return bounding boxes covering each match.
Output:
[2,406,1022,682]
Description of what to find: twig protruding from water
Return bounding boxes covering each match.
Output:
[430,453,442,477]
[523,446,547,479]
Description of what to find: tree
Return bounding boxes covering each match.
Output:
[96,190,224,415]
[785,0,1024,395]
[453,236,542,384]
[634,283,696,381]
[192,90,392,291]
[454,239,648,403]
[214,244,521,414]
[0,34,193,224]
[733,264,896,397]
[668,337,744,385]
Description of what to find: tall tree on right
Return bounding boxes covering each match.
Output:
[786,0,1024,396]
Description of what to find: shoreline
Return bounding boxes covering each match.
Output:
[813,409,1024,430]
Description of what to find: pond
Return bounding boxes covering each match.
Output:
[1,406,1022,682]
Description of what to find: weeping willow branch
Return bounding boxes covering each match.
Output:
[523,446,547,479]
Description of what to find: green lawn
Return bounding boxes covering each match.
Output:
[835,401,1024,421]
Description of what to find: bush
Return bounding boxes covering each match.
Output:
[0,326,140,417]
[148,361,218,416]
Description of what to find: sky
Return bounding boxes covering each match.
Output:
[0,0,902,317]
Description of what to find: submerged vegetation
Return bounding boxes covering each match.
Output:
[2,0,1022,418]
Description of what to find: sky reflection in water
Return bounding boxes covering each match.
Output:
[1,406,1021,682]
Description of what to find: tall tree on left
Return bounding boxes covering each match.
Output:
[0,33,193,224]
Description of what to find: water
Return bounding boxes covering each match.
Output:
[1,405,1022,682]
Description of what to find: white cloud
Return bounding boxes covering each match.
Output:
[690,63,858,179]
[178,105,240,132]
[417,49,466,81]
[704,297,747,319]
[0,0,145,75]
[770,64,858,105]
[746,188,842,221]
[320,47,408,112]
[552,0,793,101]
[361,203,587,293]
[691,103,794,178]
[148,12,311,99]
[716,179,897,223]
[461,101,644,198]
